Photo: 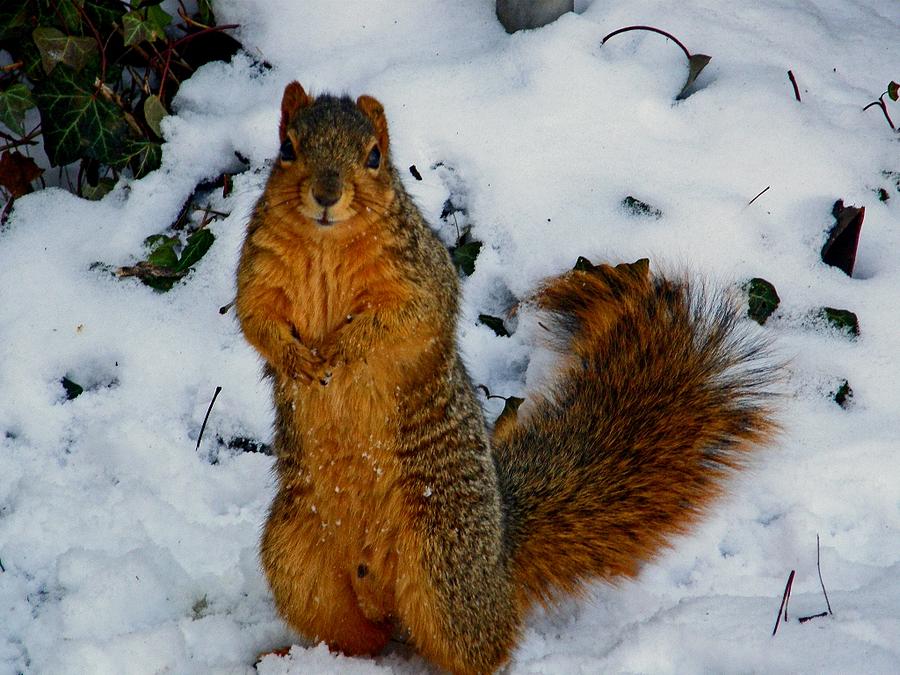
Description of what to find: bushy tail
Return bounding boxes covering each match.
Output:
[491,260,779,609]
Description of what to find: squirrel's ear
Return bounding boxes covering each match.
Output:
[280,81,312,142]
[356,95,389,151]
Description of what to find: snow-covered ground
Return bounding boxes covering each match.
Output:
[2,1,899,672]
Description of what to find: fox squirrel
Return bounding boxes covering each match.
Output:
[235,81,778,674]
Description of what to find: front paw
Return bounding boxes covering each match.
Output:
[281,343,326,384]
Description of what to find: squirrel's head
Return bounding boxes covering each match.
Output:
[269,81,393,228]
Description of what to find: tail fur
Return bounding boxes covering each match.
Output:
[491,260,779,609]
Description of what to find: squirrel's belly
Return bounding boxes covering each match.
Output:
[275,370,408,625]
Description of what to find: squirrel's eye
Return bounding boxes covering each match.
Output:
[365,146,381,169]
[279,139,296,162]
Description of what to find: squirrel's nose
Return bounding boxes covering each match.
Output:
[313,172,342,207]
[313,190,340,207]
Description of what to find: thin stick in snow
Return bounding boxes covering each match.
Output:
[772,569,796,636]
[816,533,833,615]
[196,386,223,451]
[788,70,801,102]
[798,611,828,623]
[748,185,771,206]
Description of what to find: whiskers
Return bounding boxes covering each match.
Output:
[265,185,306,212]
[353,192,392,225]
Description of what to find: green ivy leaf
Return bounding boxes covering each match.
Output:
[888,81,899,102]
[122,5,172,46]
[61,376,84,400]
[122,137,162,178]
[34,63,128,167]
[0,3,30,42]
[53,0,84,33]
[142,94,167,137]
[32,27,98,74]
[83,0,123,33]
[14,36,46,83]
[144,234,180,268]
[175,228,215,272]
[821,307,859,336]
[478,314,510,337]
[197,0,215,25]
[146,4,173,32]
[143,275,180,292]
[745,277,780,325]
[82,177,116,200]
[122,10,156,46]
[0,83,35,135]
[450,240,482,276]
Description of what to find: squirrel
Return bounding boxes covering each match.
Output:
[235,81,778,675]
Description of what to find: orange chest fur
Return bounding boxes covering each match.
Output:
[250,215,408,343]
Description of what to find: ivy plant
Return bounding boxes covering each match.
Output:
[0,1,240,217]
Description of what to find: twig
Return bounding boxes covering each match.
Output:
[783,570,794,620]
[219,300,235,315]
[748,185,771,206]
[0,61,22,73]
[116,262,188,280]
[772,569,795,636]
[177,5,211,30]
[477,384,505,401]
[787,70,801,102]
[196,386,222,451]
[94,79,145,136]
[863,96,896,131]
[171,23,240,50]
[816,533,833,615]
[601,25,692,60]
[194,206,230,219]
[0,126,42,153]
[0,557,5,572]
[798,611,828,624]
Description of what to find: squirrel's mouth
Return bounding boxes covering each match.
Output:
[316,209,353,226]
[299,204,347,226]
[299,196,355,226]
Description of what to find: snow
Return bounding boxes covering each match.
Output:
[1,1,898,673]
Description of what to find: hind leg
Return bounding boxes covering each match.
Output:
[262,505,392,656]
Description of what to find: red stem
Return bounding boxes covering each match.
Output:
[863,96,896,131]
[171,23,240,50]
[70,1,109,81]
[602,25,692,60]
[156,23,239,101]
[158,47,173,102]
